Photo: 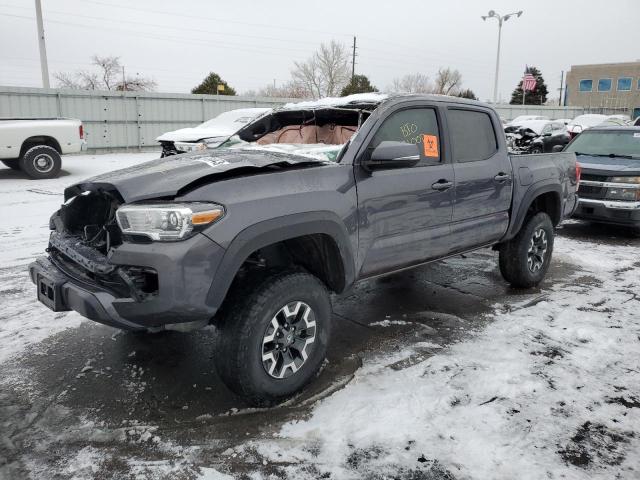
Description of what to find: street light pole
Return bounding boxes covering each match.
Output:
[493,18,502,105]
[482,10,523,104]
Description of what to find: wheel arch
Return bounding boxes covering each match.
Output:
[20,136,62,157]
[505,183,562,240]
[206,212,356,313]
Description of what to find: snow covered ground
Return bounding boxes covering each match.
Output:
[244,236,640,479]
[0,153,639,479]
[0,152,157,363]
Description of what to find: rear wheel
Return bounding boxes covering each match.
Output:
[20,145,62,179]
[214,270,332,406]
[1,159,21,170]
[499,212,554,288]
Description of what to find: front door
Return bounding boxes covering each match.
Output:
[446,106,513,252]
[355,105,454,277]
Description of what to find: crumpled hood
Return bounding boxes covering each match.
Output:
[577,154,640,174]
[156,127,232,143]
[68,149,329,202]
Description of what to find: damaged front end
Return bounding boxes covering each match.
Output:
[30,183,225,332]
[47,189,159,302]
[505,127,542,154]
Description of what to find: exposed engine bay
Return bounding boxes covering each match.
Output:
[48,189,158,301]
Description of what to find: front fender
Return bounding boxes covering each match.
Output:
[203,211,356,313]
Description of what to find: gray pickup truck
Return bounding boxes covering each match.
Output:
[29,94,578,405]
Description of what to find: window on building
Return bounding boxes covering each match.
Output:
[617,77,632,91]
[598,78,612,92]
[578,79,593,92]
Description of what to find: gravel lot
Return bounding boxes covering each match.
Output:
[0,153,639,480]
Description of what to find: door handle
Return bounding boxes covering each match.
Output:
[494,172,510,183]
[431,179,453,191]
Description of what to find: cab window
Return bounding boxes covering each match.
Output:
[447,108,498,162]
[369,108,441,165]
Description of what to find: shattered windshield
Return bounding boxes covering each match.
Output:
[223,105,373,162]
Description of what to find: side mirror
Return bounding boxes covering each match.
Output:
[362,141,421,170]
[542,132,552,137]
[552,145,564,153]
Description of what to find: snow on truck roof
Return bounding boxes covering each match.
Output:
[280,92,491,111]
[282,93,389,110]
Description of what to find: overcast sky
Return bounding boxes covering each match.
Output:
[1,0,639,102]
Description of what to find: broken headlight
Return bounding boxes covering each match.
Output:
[116,202,224,241]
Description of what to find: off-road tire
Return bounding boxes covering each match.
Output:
[19,145,62,179]
[499,212,554,288]
[1,159,21,170]
[214,270,332,406]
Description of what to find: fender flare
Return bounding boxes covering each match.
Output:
[205,211,356,312]
[505,181,562,240]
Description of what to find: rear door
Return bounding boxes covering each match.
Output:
[446,107,512,252]
[355,104,454,277]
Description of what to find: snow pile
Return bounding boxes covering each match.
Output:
[250,236,640,479]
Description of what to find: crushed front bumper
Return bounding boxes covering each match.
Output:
[29,232,226,331]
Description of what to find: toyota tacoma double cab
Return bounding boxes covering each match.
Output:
[29,94,579,405]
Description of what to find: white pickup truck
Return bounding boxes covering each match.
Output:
[0,118,86,179]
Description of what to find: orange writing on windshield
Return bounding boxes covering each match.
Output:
[422,134,439,157]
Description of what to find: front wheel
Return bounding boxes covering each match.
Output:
[499,212,554,288]
[530,145,543,154]
[214,270,332,406]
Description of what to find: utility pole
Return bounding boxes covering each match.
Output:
[122,66,126,91]
[351,36,357,80]
[35,0,50,88]
[558,71,564,106]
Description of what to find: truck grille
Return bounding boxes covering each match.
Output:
[578,185,607,199]
[578,173,610,200]
[581,174,609,182]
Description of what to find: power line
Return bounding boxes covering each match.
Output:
[0,3,326,48]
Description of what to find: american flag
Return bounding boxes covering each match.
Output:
[522,72,537,91]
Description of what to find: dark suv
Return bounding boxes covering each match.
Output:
[30,94,579,405]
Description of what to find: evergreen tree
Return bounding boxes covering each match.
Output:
[340,74,378,96]
[510,66,548,105]
[456,88,478,100]
[191,72,236,95]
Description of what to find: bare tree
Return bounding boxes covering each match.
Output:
[77,70,101,90]
[388,73,432,94]
[116,76,158,92]
[53,72,82,89]
[91,55,120,90]
[292,40,350,99]
[247,81,309,98]
[53,55,156,92]
[433,67,462,95]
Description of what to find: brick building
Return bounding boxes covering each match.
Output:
[565,61,640,120]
